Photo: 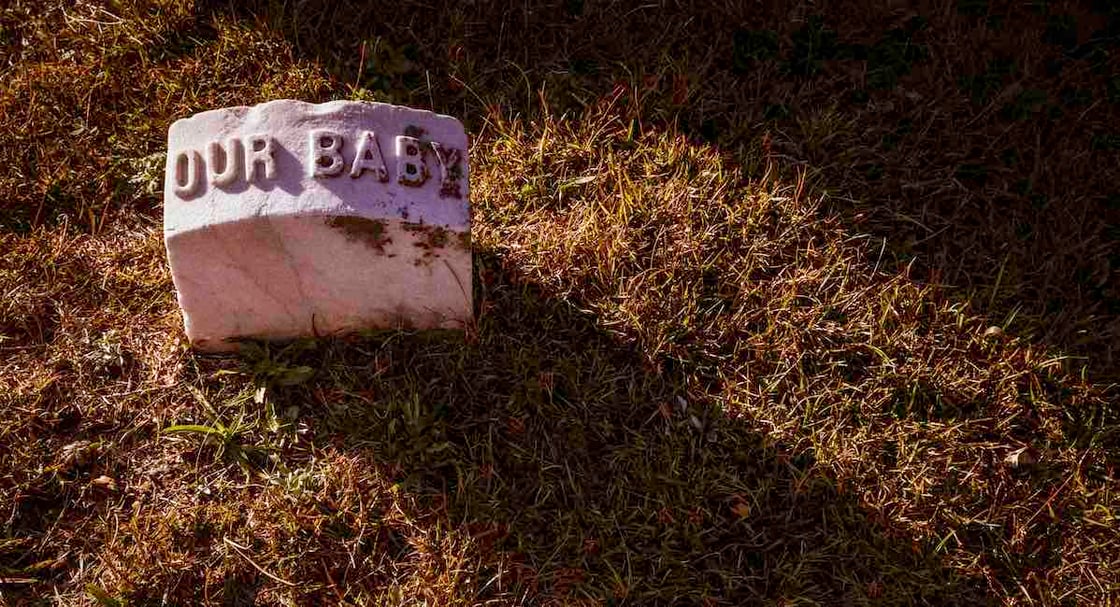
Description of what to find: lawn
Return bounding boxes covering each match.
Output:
[1,0,1118,604]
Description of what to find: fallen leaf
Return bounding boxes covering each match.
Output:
[731,501,751,519]
[1004,447,1037,469]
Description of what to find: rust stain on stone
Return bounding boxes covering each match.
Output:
[326,216,391,254]
[402,222,469,266]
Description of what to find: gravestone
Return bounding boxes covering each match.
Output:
[163,100,471,351]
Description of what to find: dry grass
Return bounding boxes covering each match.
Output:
[1,0,1118,605]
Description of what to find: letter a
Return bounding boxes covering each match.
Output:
[350,131,388,181]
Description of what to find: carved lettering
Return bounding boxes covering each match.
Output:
[350,130,388,181]
[173,149,203,198]
[245,134,276,182]
[395,135,429,187]
[170,130,460,195]
[309,129,345,178]
[207,138,244,187]
[431,142,463,198]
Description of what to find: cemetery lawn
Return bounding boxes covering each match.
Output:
[2,1,1119,605]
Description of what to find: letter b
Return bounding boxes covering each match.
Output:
[309,129,345,178]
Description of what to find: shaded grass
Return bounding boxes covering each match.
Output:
[1,0,1118,605]
[203,0,1120,380]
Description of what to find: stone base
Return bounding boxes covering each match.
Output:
[167,214,471,351]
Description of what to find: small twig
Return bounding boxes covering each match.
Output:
[354,40,366,92]
[427,70,435,109]
[102,383,178,398]
[1021,451,1088,532]
[321,560,346,602]
[223,537,297,587]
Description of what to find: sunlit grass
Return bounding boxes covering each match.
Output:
[1,1,1118,605]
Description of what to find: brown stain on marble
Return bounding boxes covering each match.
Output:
[401,222,471,266]
[325,216,392,254]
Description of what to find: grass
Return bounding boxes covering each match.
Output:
[1,0,1118,604]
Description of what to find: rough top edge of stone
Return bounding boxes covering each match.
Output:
[167,99,465,137]
[162,209,472,237]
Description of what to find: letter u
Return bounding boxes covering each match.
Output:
[207,138,244,187]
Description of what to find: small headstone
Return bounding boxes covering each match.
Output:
[163,100,472,351]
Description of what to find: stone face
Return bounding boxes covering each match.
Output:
[164,100,471,351]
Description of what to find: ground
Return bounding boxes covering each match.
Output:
[1,0,1118,605]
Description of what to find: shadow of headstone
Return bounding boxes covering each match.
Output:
[220,250,992,605]
[195,0,1120,380]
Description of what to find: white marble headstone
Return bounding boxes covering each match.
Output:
[163,100,472,351]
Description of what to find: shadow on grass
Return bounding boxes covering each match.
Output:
[197,0,1120,381]
[222,251,991,605]
[1,3,1113,603]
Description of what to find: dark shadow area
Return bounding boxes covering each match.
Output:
[0,254,993,604]
[3,3,1114,602]
[239,251,992,605]
[194,0,1120,381]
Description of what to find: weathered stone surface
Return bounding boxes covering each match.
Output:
[164,100,471,351]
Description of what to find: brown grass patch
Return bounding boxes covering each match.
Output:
[1,0,1118,605]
